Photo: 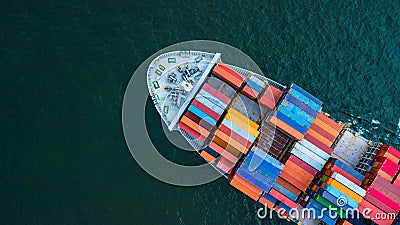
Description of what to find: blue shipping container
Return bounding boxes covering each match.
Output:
[246,80,263,93]
[291,84,323,106]
[277,105,311,129]
[324,184,358,209]
[286,94,318,117]
[272,182,298,201]
[240,162,279,183]
[203,146,219,158]
[245,151,282,176]
[331,159,365,182]
[236,168,272,191]
[188,105,217,126]
[252,147,284,169]
[275,111,307,134]
[195,94,224,115]
[280,99,315,123]
[288,88,321,112]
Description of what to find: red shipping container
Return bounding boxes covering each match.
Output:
[309,123,337,142]
[212,62,245,89]
[363,192,397,214]
[372,176,400,199]
[241,85,258,100]
[367,187,400,211]
[258,196,276,209]
[288,154,318,175]
[218,124,253,149]
[381,145,400,160]
[328,165,362,186]
[304,133,334,154]
[279,171,308,192]
[358,199,395,225]
[191,99,221,121]
[178,121,206,142]
[201,83,231,105]
[184,111,213,131]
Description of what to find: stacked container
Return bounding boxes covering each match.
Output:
[332,130,369,167]
[240,75,266,100]
[205,107,260,174]
[255,121,292,159]
[304,158,366,225]
[211,62,245,89]
[231,147,284,202]
[305,112,342,151]
[359,145,400,225]
[178,80,232,162]
[258,84,284,109]
[269,84,323,140]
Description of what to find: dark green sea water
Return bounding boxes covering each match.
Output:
[1,1,400,224]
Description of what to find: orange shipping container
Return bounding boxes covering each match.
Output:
[258,197,275,209]
[212,62,245,89]
[313,117,340,138]
[215,130,248,154]
[230,176,262,201]
[180,115,210,138]
[306,128,333,147]
[270,116,304,140]
[200,150,216,163]
[282,163,313,186]
[316,112,343,132]
[284,160,314,182]
[279,170,308,191]
[276,177,302,196]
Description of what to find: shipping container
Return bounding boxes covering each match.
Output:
[282,166,313,189]
[288,88,321,112]
[291,84,322,106]
[230,176,261,201]
[280,99,316,123]
[308,198,339,219]
[306,128,333,147]
[241,160,280,181]
[237,165,275,188]
[290,148,324,171]
[299,139,330,160]
[227,108,259,130]
[312,117,341,138]
[377,150,400,164]
[252,147,284,169]
[225,112,259,138]
[358,199,395,225]
[330,172,366,197]
[288,154,318,175]
[309,123,337,142]
[285,94,318,117]
[325,178,363,203]
[236,168,272,191]
[218,124,253,149]
[381,145,400,159]
[203,146,220,158]
[258,197,276,209]
[198,89,228,109]
[244,152,282,177]
[241,85,258,100]
[221,119,256,143]
[272,182,298,201]
[324,184,359,209]
[329,158,365,182]
[269,116,304,140]
[217,156,234,174]
[304,133,334,154]
[269,188,298,209]
[259,85,283,109]
[279,170,308,191]
[178,121,205,142]
[278,104,311,128]
[187,105,217,126]
[370,176,400,203]
[363,192,397,214]
[180,115,211,137]
[283,160,314,182]
[316,112,343,133]
[276,177,302,196]
[191,98,222,121]
[247,79,263,93]
[201,83,231,105]
[294,143,327,166]
[327,165,362,186]
[195,94,224,114]
[314,194,347,218]
[367,187,400,211]
[212,62,245,89]
[318,189,352,211]
[215,130,248,154]
[185,111,213,131]
[200,150,216,163]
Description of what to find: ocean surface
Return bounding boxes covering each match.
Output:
[1,1,400,224]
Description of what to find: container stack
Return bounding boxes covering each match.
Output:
[253,120,293,159]
[278,154,318,198]
[269,84,323,140]
[307,158,367,224]
[304,112,342,151]
[178,81,232,161]
[230,147,284,201]
[211,62,245,89]
[359,145,400,225]
[258,84,283,109]
[204,107,260,174]
[240,75,266,100]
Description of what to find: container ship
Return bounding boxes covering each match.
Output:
[146,51,400,225]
